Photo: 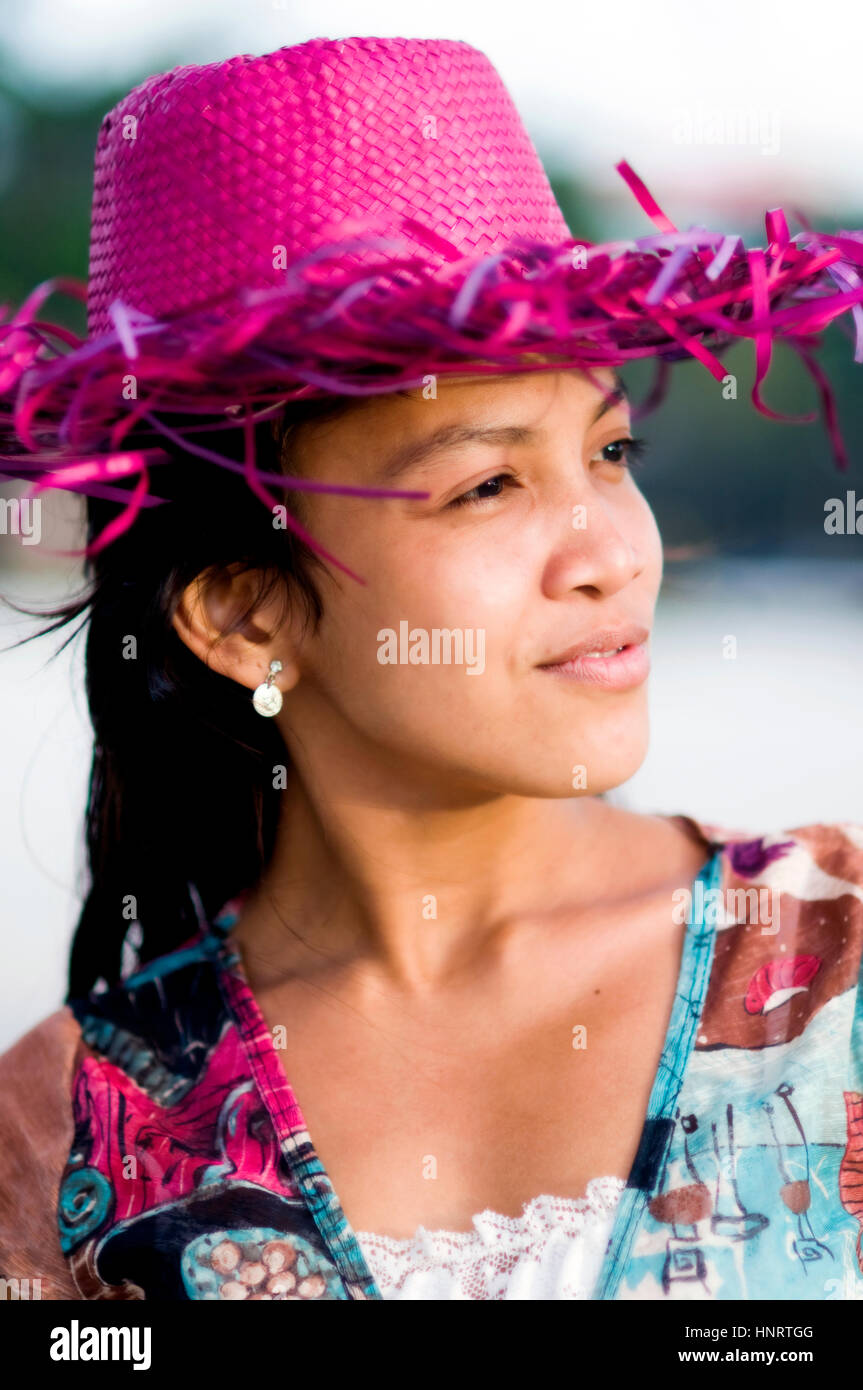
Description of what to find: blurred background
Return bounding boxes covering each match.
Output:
[1,0,862,1049]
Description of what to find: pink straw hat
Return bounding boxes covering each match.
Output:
[2,34,862,559]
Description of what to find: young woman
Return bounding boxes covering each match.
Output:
[1,36,862,1303]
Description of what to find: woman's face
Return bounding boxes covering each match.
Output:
[275,366,664,799]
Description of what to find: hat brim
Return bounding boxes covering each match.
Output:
[3,169,863,563]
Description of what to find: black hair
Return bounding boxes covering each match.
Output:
[7,397,359,1000]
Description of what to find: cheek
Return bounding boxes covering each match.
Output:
[610,484,663,591]
[319,507,523,641]
[313,543,517,680]
[639,498,664,576]
[298,488,661,714]
[298,534,520,743]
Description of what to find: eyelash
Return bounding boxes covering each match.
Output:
[446,436,650,508]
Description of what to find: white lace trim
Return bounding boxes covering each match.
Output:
[354,1176,627,1300]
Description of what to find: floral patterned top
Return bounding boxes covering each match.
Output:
[2,812,863,1301]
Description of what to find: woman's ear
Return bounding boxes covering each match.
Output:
[171,563,301,698]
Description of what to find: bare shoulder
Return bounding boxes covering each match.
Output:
[0,1007,84,1299]
[590,800,715,891]
[603,806,863,898]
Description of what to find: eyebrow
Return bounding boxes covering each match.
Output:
[377,376,629,483]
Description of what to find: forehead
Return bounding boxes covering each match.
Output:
[358,366,622,427]
[301,365,625,446]
[289,365,628,484]
[402,364,619,394]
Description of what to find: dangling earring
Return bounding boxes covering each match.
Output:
[252,659,283,717]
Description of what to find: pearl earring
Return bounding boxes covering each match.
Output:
[252,659,283,717]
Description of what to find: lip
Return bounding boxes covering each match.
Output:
[536,623,651,690]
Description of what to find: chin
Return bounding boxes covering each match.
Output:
[551,716,650,798]
[463,737,649,800]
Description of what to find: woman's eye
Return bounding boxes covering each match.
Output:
[593,436,649,469]
[447,474,514,509]
[446,438,649,509]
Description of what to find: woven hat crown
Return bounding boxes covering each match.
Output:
[87,35,571,336]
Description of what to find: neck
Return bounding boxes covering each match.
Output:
[228,759,628,992]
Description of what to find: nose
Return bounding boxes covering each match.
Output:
[541,494,645,600]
